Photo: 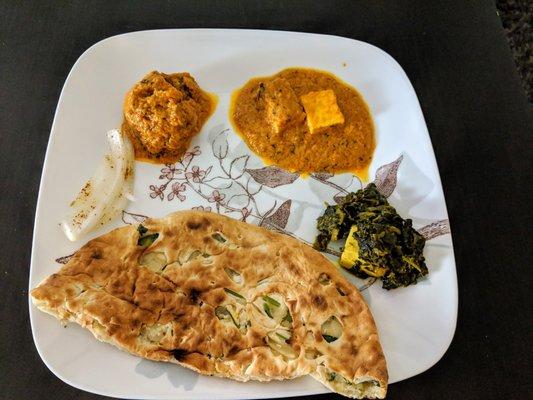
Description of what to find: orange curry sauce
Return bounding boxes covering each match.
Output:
[230,68,375,179]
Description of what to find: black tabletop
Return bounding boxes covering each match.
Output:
[1,1,531,399]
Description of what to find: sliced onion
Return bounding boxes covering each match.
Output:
[266,336,297,360]
[321,316,343,342]
[60,129,134,241]
[224,268,243,285]
[267,329,292,344]
[139,252,167,273]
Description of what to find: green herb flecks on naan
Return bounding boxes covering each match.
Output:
[314,183,428,289]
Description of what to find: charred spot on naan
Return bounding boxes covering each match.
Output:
[172,348,189,361]
[188,288,203,304]
[312,294,328,310]
[186,216,211,231]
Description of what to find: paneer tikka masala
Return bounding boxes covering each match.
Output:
[230,68,375,177]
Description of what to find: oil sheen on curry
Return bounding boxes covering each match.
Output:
[230,68,375,177]
[122,71,216,164]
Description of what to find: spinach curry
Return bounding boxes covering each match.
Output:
[230,68,375,177]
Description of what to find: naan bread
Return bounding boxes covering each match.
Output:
[31,211,387,398]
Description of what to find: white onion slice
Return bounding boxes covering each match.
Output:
[60,129,135,241]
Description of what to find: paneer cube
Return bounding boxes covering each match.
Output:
[340,225,387,277]
[300,89,345,133]
[263,78,305,134]
[339,226,359,268]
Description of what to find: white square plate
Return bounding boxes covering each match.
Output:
[29,29,457,399]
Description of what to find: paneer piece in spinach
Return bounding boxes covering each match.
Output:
[313,183,428,289]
